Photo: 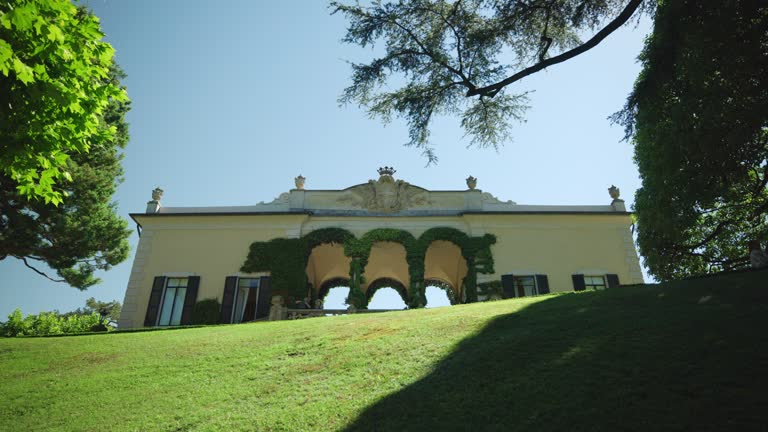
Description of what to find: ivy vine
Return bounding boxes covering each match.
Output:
[424,278,458,305]
[241,226,496,309]
[365,277,409,307]
[317,277,351,302]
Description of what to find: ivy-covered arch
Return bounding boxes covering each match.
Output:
[317,277,351,302]
[344,228,421,308]
[416,227,497,304]
[242,228,356,305]
[241,226,496,309]
[303,227,355,258]
[365,277,409,307]
[423,278,458,305]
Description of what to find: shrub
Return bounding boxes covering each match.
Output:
[192,299,221,325]
[1,309,110,337]
[1,309,30,337]
[477,280,503,300]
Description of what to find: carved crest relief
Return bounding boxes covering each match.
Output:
[339,167,429,213]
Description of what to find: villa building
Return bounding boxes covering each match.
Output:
[118,168,643,329]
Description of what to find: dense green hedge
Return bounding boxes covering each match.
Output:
[192,299,221,325]
[241,227,496,308]
[1,309,111,337]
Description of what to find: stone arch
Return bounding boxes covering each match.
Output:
[345,228,421,308]
[418,228,471,304]
[317,277,351,301]
[361,240,411,299]
[423,240,468,303]
[365,277,409,307]
[303,227,355,256]
[424,278,458,305]
[304,228,355,300]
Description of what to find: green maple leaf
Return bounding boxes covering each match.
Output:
[12,57,34,84]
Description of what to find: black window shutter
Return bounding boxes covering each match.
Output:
[535,275,550,294]
[572,274,586,291]
[606,274,620,288]
[256,276,272,319]
[180,276,200,325]
[220,276,238,324]
[501,274,515,299]
[144,276,166,327]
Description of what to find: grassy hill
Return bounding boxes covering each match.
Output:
[1,269,767,431]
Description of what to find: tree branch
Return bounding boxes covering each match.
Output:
[387,14,470,85]
[466,0,644,97]
[414,2,465,73]
[538,6,553,62]
[19,256,66,283]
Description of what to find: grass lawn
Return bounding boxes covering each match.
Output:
[1,269,767,431]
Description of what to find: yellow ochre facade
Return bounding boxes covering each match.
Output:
[119,170,643,329]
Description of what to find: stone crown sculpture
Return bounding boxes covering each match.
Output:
[294,175,306,190]
[377,166,396,177]
[608,185,621,200]
[151,187,163,202]
[466,176,478,190]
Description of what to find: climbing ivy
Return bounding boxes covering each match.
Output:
[241,237,305,300]
[242,228,356,303]
[424,278,458,305]
[365,277,409,307]
[303,228,355,258]
[317,277,350,302]
[241,226,496,309]
[416,228,496,304]
[345,229,420,308]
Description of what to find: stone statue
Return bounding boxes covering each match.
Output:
[151,187,164,202]
[294,175,306,190]
[466,176,478,190]
[608,185,621,200]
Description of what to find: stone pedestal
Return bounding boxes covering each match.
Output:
[146,200,161,213]
[611,199,626,212]
[268,296,288,321]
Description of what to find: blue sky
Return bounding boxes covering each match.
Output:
[0,1,652,317]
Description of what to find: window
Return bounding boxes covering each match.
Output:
[514,276,537,297]
[232,278,261,323]
[158,278,188,326]
[502,274,549,298]
[584,275,607,290]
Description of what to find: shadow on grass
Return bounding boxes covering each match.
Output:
[345,270,768,432]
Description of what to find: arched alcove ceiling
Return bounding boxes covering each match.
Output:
[362,241,410,293]
[424,240,468,298]
[306,243,351,290]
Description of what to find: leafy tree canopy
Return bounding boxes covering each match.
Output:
[0,0,127,204]
[336,0,768,282]
[63,297,122,325]
[0,61,131,289]
[332,0,651,162]
[613,0,768,280]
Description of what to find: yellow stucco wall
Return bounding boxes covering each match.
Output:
[120,214,307,328]
[467,214,644,291]
[119,213,642,328]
